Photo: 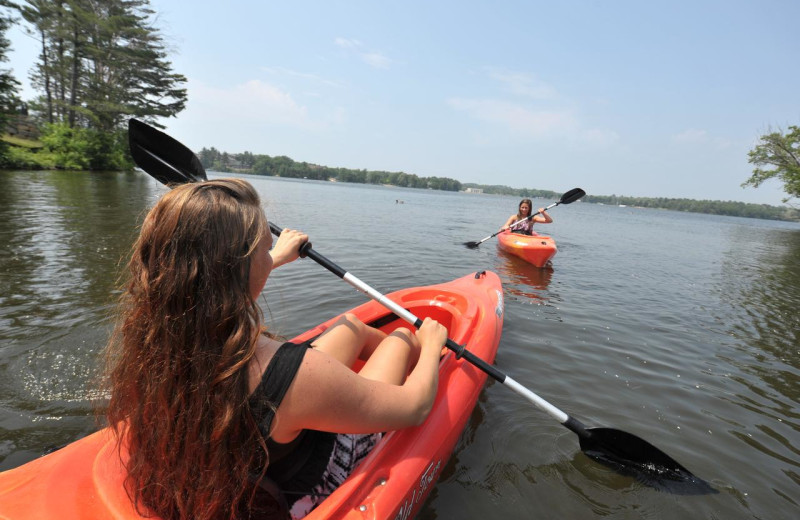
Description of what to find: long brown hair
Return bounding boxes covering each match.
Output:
[105,178,271,519]
[517,198,533,219]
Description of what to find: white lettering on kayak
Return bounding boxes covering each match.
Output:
[394,459,442,520]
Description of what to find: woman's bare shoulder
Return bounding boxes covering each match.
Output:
[247,334,285,393]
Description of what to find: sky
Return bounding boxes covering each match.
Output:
[4,0,799,205]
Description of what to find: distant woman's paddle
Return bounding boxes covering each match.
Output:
[128,118,717,495]
[464,188,585,249]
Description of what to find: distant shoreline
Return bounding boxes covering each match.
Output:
[212,171,799,223]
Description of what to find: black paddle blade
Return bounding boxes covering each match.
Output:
[581,427,717,495]
[463,241,481,249]
[559,187,585,204]
[128,118,207,186]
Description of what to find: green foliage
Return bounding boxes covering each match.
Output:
[0,128,123,170]
[1,134,43,148]
[462,183,561,200]
[743,126,800,203]
[35,122,132,170]
[82,126,132,170]
[581,194,798,222]
[2,141,57,168]
[198,147,464,192]
[39,123,91,169]
[461,183,798,222]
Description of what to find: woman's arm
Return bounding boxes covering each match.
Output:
[270,318,447,441]
[269,228,308,268]
[534,208,553,224]
[501,214,517,230]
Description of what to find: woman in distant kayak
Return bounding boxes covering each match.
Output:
[501,198,552,235]
[105,178,447,520]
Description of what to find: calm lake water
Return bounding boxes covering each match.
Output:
[1,170,798,519]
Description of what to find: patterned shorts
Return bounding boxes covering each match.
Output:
[290,432,382,519]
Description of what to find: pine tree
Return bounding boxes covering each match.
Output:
[0,10,21,162]
[16,0,186,131]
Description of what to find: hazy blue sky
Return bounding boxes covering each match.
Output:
[5,0,799,205]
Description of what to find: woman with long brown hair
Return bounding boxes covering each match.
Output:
[501,198,552,235]
[105,178,447,520]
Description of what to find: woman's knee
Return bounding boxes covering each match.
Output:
[343,313,366,330]
[389,326,410,338]
[389,327,419,347]
[328,312,365,336]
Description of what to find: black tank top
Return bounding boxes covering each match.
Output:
[248,339,336,496]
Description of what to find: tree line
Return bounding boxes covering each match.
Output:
[462,183,799,222]
[198,147,464,191]
[582,194,798,221]
[196,145,798,220]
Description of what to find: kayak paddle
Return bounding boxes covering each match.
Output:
[127,118,717,495]
[463,188,585,249]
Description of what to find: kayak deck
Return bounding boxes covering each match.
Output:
[497,231,557,267]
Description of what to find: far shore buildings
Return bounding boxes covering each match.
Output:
[462,187,484,194]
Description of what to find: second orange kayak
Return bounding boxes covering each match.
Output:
[497,230,557,267]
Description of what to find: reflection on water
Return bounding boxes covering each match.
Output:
[706,226,800,515]
[0,170,159,468]
[720,228,800,400]
[494,251,553,303]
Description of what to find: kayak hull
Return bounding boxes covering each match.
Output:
[0,271,504,520]
[497,230,557,267]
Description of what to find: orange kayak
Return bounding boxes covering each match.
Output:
[497,230,557,267]
[0,271,504,520]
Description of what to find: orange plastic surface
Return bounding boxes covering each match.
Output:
[497,231,557,267]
